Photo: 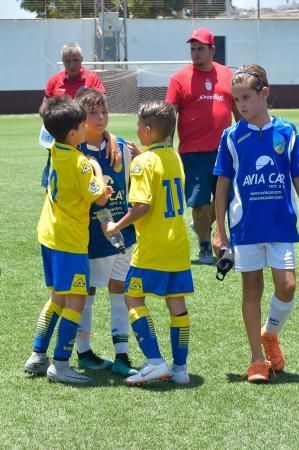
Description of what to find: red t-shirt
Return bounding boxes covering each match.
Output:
[166,62,233,154]
[45,67,106,99]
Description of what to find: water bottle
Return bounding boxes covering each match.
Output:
[96,209,126,254]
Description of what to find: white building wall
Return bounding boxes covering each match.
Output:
[0,18,298,90]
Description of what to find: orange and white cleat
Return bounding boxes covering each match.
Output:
[247,359,271,383]
[261,328,285,372]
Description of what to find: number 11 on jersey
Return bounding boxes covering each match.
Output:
[163,177,184,218]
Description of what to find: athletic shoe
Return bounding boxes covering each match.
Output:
[77,350,113,370]
[247,359,271,382]
[125,361,170,385]
[169,366,190,385]
[261,328,285,372]
[112,353,138,377]
[199,241,214,265]
[47,360,92,384]
[25,352,50,376]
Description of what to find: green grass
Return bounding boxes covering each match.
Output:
[0,111,299,449]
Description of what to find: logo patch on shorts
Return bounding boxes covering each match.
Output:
[128,277,143,295]
[72,274,86,292]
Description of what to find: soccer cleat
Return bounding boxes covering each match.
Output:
[125,361,170,386]
[77,350,113,370]
[199,242,214,265]
[261,328,285,372]
[169,365,190,385]
[247,359,271,383]
[112,353,138,377]
[25,352,50,376]
[47,360,92,384]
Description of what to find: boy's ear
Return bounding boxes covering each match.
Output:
[262,86,270,99]
[146,125,151,135]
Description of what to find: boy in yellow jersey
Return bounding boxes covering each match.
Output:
[104,101,194,385]
[25,97,111,384]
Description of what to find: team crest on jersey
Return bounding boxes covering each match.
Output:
[274,137,286,155]
[205,78,212,91]
[130,164,142,175]
[128,277,143,295]
[89,181,102,194]
[81,161,92,174]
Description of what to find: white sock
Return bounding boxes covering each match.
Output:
[110,293,129,354]
[76,295,95,353]
[265,294,295,334]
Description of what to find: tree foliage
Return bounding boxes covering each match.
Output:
[18,0,226,19]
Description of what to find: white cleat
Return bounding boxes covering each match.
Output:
[125,361,170,386]
[25,352,50,375]
[47,360,92,384]
[169,366,190,385]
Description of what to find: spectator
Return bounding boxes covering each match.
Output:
[166,28,240,264]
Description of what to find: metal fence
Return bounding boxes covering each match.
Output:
[12,1,299,19]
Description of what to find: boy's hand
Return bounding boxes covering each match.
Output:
[213,228,230,258]
[101,221,119,239]
[103,131,122,169]
[104,185,113,199]
[126,140,142,158]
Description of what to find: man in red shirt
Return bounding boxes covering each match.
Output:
[166,28,239,264]
[39,42,105,114]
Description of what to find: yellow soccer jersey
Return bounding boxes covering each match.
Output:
[38,142,104,253]
[129,142,190,271]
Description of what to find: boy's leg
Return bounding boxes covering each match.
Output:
[125,296,169,384]
[25,292,63,375]
[241,271,271,382]
[76,286,112,370]
[47,294,92,384]
[261,268,296,371]
[109,279,137,377]
[166,296,191,385]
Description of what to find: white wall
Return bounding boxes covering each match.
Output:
[0,18,298,90]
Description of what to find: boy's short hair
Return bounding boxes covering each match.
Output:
[138,101,176,141]
[43,96,86,142]
[75,88,107,111]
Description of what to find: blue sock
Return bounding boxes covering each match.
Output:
[33,299,62,352]
[54,308,81,361]
[170,313,190,366]
[129,306,161,359]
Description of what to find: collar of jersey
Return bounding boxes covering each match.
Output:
[247,117,274,131]
[85,140,106,153]
[54,142,78,152]
[146,142,172,152]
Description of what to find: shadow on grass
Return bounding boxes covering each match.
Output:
[226,371,299,384]
[191,258,217,266]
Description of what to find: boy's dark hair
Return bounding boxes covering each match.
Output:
[138,101,176,140]
[75,88,107,111]
[232,64,269,93]
[43,96,86,142]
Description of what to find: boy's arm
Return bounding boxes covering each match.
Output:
[103,131,122,168]
[88,157,113,206]
[213,176,231,257]
[292,177,299,196]
[103,203,150,236]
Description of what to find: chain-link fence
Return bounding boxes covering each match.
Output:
[13,1,299,19]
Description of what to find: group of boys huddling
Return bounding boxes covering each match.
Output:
[25,62,299,385]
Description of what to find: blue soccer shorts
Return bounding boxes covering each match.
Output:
[180,150,218,208]
[125,266,194,298]
[41,245,89,295]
